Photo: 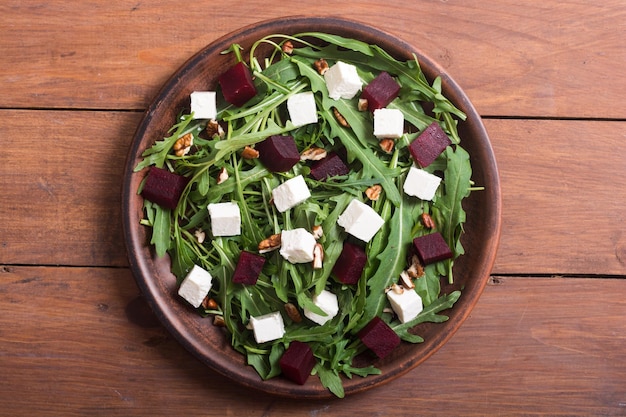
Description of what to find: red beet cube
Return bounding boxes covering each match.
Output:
[218,62,257,107]
[310,153,349,181]
[358,317,401,359]
[141,167,189,210]
[232,251,266,285]
[361,72,401,112]
[412,232,453,265]
[332,241,367,285]
[408,122,452,167]
[256,135,300,172]
[279,341,316,385]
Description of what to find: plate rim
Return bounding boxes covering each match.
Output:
[121,15,502,398]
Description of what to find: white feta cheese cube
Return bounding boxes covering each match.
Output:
[403,166,442,201]
[271,175,311,212]
[190,91,217,120]
[250,311,285,343]
[386,288,423,323]
[207,201,241,236]
[324,61,362,100]
[337,199,385,242]
[178,264,213,308]
[373,108,404,139]
[304,289,339,326]
[279,228,317,263]
[287,91,318,127]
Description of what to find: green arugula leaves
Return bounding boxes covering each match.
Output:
[134,32,475,397]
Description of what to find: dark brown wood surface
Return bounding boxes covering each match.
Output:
[1,0,625,415]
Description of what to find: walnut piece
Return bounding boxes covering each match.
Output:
[314,58,329,75]
[311,225,323,240]
[312,243,324,270]
[258,233,281,254]
[281,40,294,55]
[300,147,327,161]
[379,138,395,154]
[284,303,302,323]
[358,98,368,112]
[421,212,436,229]
[216,167,229,184]
[206,119,224,139]
[365,184,382,201]
[241,146,259,159]
[333,107,350,127]
[173,133,193,156]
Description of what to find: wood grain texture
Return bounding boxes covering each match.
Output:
[1,110,624,275]
[1,267,624,416]
[0,1,624,118]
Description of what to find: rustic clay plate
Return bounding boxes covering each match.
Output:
[122,16,501,398]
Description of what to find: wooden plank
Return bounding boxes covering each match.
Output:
[1,111,625,275]
[0,266,624,415]
[0,1,623,118]
[485,118,626,275]
[0,110,139,267]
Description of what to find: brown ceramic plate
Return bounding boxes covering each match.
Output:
[122,16,501,398]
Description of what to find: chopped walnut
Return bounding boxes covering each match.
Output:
[365,184,382,201]
[407,254,424,278]
[300,147,327,161]
[258,233,281,254]
[284,303,302,323]
[173,133,193,156]
[194,229,206,244]
[386,283,404,295]
[358,98,368,112]
[314,58,329,75]
[216,167,229,184]
[241,146,259,159]
[312,243,324,270]
[379,138,395,154]
[421,212,436,229]
[213,315,226,327]
[311,225,323,240]
[333,107,350,127]
[281,40,294,55]
[202,297,218,310]
[399,270,415,289]
[206,119,224,139]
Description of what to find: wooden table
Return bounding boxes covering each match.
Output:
[1,1,624,415]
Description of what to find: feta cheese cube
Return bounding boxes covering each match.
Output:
[271,175,311,212]
[190,91,217,120]
[279,228,316,263]
[287,91,318,127]
[373,108,404,139]
[324,61,362,100]
[207,201,241,236]
[386,288,423,323]
[178,264,213,308]
[337,199,385,242]
[403,167,442,201]
[250,311,285,343]
[304,289,339,326]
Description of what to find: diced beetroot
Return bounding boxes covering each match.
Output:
[358,316,401,359]
[332,241,367,285]
[141,167,189,210]
[412,232,453,265]
[232,251,266,285]
[361,72,401,112]
[408,122,452,167]
[310,153,349,181]
[255,135,300,172]
[279,341,316,385]
[218,62,257,107]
